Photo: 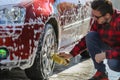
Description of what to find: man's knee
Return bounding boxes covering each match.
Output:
[107,59,120,72]
[86,31,99,41]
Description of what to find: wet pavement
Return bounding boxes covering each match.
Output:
[0,56,119,80]
[0,68,30,80]
[50,57,120,80]
[50,58,95,80]
[0,57,94,80]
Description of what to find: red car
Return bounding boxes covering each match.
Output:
[0,0,92,80]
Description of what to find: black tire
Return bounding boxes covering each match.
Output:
[25,24,58,80]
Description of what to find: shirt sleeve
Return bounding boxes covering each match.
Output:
[70,37,86,57]
[70,18,97,57]
[106,48,120,59]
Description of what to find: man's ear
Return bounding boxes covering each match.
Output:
[105,13,111,18]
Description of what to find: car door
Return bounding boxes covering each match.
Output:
[58,0,92,49]
[75,0,92,41]
[58,0,82,48]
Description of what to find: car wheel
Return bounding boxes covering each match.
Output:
[25,24,58,80]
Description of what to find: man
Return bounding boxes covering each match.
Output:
[59,0,120,80]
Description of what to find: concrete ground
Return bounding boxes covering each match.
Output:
[50,58,95,80]
[0,57,119,80]
[49,56,120,80]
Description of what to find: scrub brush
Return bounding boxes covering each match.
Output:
[52,54,70,66]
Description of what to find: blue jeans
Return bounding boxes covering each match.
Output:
[86,31,120,72]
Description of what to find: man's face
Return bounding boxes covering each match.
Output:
[92,10,112,24]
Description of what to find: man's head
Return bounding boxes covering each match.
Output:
[91,0,113,24]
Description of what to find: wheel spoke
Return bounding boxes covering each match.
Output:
[41,27,57,77]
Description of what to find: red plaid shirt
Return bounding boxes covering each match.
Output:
[70,9,120,59]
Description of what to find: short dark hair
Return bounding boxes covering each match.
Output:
[91,0,113,15]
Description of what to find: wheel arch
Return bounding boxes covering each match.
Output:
[47,17,59,44]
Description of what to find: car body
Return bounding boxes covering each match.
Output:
[0,0,92,80]
[111,0,120,10]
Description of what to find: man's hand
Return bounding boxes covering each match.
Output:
[95,52,106,63]
[58,52,73,59]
